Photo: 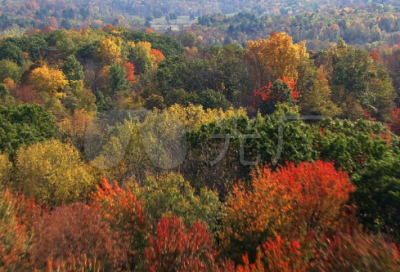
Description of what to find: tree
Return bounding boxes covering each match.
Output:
[0,42,25,66]
[245,32,308,88]
[97,36,123,65]
[350,152,400,241]
[16,139,94,207]
[31,203,119,270]
[221,160,355,262]
[122,62,136,85]
[58,109,95,151]
[91,177,150,271]
[199,89,230,110]
[391,108,400,135]
[131,41,156,74]
[0,60,20,83]
[130,173,223,235]
[61,55,84,81]
[0,189,29,271]
[0,84,9,100]
[144,215,218,272]
[0,104,58,156]
[109,63,131,92]
[0,152,11,185]
[312,232,400,272]
[300,66,341,117]
[254,77,299,114]
[29,65,68,98]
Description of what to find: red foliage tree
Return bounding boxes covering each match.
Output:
[122,62,136,85]
[11,85,44,104]
[90,177,150,270]
[391,108,400,135]
[145,215,218,272]
[370,50,381,63]
[0,190,28,271]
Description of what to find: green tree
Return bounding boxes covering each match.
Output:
[0,42,25,66]
[130,173,224,235]
[109,63,130,92]
[61,55,84,81]
[198,89,230,110]
[0,60,20,82]
[351,151,400,241]
[0,104,58,156]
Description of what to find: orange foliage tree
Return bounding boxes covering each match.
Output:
[30,203,118,270]
[122,62,136,85]
[220,160,355,263]
[90,177,150,271]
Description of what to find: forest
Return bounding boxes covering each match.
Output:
[1,0,400,271]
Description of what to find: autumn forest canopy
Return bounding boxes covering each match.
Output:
[2,0,400,271]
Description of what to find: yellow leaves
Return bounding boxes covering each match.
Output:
[127,41,135,48]
[137,41,152,51]
[59,109,95,138]
[167,103,247,129]
[246,32,308,88]
[16,139,94,207]
[29,65,68,97]
[0,152,11,185]
[97,36,123,65]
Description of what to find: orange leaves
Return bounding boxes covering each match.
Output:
[122,62,136,85]
[221,161,355,262]
[151,48,165,63]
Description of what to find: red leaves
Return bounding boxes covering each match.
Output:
[122,62,136,85]
[391,108,400,135]
[90,177,150,270]
[145,215,217,272]
[253,77,299,104]
[262,235,306,272]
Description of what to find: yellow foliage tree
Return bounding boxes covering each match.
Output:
[0,152,11,185]
[97,35,123,65]
[59,109,95,150]
[167,103,247,129]
[245,32,308,88]
[132,41,156,73]
[300,66,342,117]
[29,65,68,98]
[16,139,94,207]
